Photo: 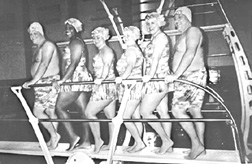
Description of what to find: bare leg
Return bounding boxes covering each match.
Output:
[156,94,173,152]
[187,107,206,155]
[43,92,59,148]
[85,100,113,153]
[74,92,92,149]
[55,92,81,151]
[44,107,59,148]
[123,100,145,153]
[33,106,60,150]
[132,105,143,138]
[172,107,205,159]
[189,107,205,146]
[140,93,173,155]
[100,100,117,151]
[125,105,144,152]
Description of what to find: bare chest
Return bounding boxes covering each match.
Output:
[32,48,42,63]
[175,35,186,53]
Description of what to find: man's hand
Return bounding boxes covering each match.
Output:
[22,81,34,89]
[165,74,178,83]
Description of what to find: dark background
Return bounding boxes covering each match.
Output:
[0,0,251,163]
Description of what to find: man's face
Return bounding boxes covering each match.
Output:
[174,12,189,31]
[29,31,41,44]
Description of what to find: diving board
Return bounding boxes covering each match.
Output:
[0,141,241,164]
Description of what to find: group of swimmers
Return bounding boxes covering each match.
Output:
[22,6,207,160]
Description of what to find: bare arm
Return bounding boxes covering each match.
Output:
[174,27,202,77]
[98,47,114,80]
[147,33,168,77]
[30,41,54,83]
[60,39,83,82]
[120,48,137,79]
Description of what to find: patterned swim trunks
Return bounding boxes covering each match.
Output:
[172,68,207,111]
[34,75,60,110]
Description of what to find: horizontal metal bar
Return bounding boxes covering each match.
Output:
[67,109,227,114]
[0,118,232,123]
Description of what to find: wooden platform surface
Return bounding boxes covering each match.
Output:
[0,141,241,164]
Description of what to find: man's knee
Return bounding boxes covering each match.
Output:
[188,104,203,117]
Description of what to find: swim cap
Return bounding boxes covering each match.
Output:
[91,27,110,40]
[28,22,44,36]
[174,6,192,22]
[145,12,166,27]
[65,18,83,32]
[123,26,141,40]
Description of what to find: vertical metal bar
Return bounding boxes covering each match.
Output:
[11,87,54,164]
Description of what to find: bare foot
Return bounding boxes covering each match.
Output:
[184,145,205,160]
[74,142,92,150]
[123,143,136,152]
[166,147,173,153]
[128,142,146,153]
[46,140,51,147]
[66,136,80,151]
[49,133,61,150]
[183,149,206,155]
[154,140,174,155]
[94,139,104,153]
[39,140,51,149]
[100,144,110,151]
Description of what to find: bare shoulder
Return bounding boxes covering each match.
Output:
[125,47,136,57]
[104,45,114,55]
[186,26,202,35]
[154,32,169,45]
[69,38,83,49]
[156,32,168,41]
[42,40,57,50]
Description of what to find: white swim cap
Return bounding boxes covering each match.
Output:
[174,6,192,22]
[65,18,83,33]
[28,22,44,36]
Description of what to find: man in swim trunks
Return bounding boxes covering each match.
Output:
[23,22,61,150]
[165,7,207,159]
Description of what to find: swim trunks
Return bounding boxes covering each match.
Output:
[34,75,60,110]
[172,68,207,111]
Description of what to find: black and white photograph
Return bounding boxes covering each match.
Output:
[0,0,251,164]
